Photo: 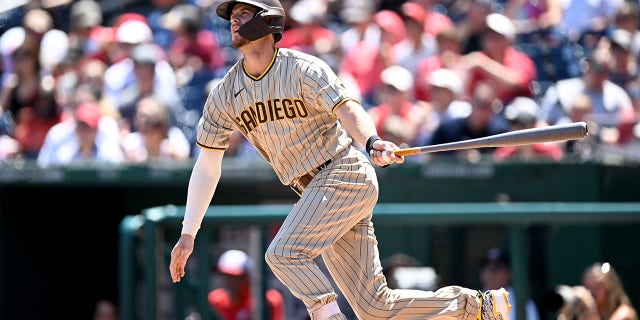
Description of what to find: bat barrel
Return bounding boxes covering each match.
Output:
[394,122,588,157]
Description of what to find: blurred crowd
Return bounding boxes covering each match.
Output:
[2,0,640,166]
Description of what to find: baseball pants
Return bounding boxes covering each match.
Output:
[265,147,481,319]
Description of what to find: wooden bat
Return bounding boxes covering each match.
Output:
[393,122,589,157]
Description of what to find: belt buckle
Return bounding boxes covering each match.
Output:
[291,160,331,197]
[290,179,304,197]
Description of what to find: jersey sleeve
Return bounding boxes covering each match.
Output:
[196,82,237,150]
[304,58,356,116]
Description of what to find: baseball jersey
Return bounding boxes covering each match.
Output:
[196,48,355,185]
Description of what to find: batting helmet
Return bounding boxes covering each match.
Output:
[216,0,285,42]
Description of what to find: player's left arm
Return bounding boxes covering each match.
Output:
[335,100,404,166]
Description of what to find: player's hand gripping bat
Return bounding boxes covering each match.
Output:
[393,121,589,157]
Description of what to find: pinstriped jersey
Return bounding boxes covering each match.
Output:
[196,48,355,185]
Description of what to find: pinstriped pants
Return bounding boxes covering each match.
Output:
[265,147,480,319]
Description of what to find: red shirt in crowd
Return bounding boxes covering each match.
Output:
[467,47,537,103]
[208,284,285,320]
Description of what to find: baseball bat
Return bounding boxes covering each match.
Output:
[393,121,589,157]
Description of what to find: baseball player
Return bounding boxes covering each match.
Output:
[168,1,511,319]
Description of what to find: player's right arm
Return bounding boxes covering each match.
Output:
[170,148,224,283]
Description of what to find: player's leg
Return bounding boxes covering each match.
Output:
[322,217,481,320]
[264,147,377,319]
[316,149,501,320]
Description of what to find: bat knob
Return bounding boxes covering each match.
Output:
[579,121,589,137]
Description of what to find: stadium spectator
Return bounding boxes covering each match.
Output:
[67,0,113,64]
[557,93,601,160]
[277,0,339,69]
[208,249,285,320]
[381,252,423,290]
[411,0,455,37]
[503,0,563,35]
[367,65,425,147]
[121,96,190,163]
[428,82,510,162]
[21,8,54,48]
[612,1,640,55]
[338,1,379,54]
[93,299,118,320]
[41,29,72,80]
[553,262,637,320]
[464,13,538,105]
[142,0,183,51]
[163,3,227,78]
[372,9,407,66]
[458,0,494,54]
[479,248,541,320]
[494,97,564,162]
[102,17,177,109]
[558,0,624,45]
[278,0,335,51]
[391,1,437,75]
[163,2,227,131]
[36,102,123,167]
[338,39,386,108]
[0,32,61,159]
[110,42,182,135]
[416,68,472,147]
[597,29,637,95]
[539,53,637,144]
[414,27,467,102]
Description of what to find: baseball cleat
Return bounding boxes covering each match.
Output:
[479,288,511,320]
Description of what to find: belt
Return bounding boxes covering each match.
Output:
[289,159,332,196]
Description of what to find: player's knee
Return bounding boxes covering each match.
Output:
[264,243,278,269]
[265,241,314,270]
[264,241,291,269]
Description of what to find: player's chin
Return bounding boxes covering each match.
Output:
[231,36,249,49]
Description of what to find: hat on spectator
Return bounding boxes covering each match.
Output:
[381,65,414,92]
[0,26,26,56]
[340,2,374,24]
[485,13,516,42]
[609,28,633,52]
[217,250,253,276]
[480,247,511,269]
[0,27,26,73]
[40,29,69,72]
[116,20,152,44]
[75,102,102,129]
[71,0,103,29]
[162,3,203,32]
[400,2,426,25]
[289,0,327,25]
[116,13,148,26]
[428,68,463,96]
[131,43,160,65]
[504,97,539,125]
[373,10,407,45]
[23,9,54,35]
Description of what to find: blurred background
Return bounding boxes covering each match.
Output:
[1,0,640,319]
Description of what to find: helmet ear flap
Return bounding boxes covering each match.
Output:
[237,16,269,41]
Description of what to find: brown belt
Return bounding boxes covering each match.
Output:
[289,159,332,196]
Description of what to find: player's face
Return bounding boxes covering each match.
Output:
[229,3,257,48]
